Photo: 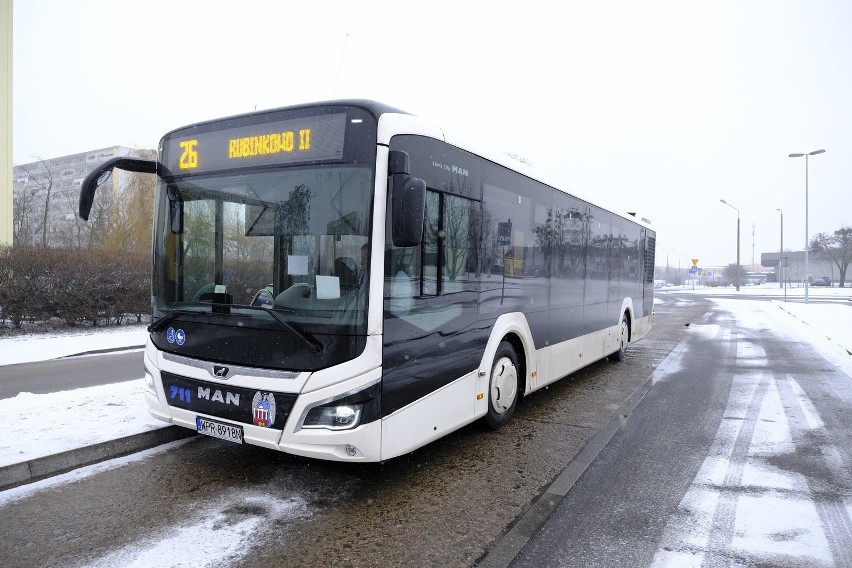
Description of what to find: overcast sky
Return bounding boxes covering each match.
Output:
[12,0,852,268]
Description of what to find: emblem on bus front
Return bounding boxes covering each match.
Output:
[252,392,276,428]
[213,365,229,378]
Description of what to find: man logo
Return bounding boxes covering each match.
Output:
[213,366,229,378]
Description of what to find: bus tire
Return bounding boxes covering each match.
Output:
[611,313,630,362]
[485,341,520,430]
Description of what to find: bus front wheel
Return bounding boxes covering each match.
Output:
[611,314,630,362]
[485,341,520,430]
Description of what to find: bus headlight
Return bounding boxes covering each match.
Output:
[298,380,380,432]
[303,404,363,430]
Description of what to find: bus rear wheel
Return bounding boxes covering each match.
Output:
[485,341,520,430]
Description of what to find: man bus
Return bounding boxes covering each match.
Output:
[79,100,655,462]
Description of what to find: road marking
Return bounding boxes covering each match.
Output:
[651,364,850,567]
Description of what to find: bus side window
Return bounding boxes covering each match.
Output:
[422,190,440,296]
[386,247,418,316]
[421,190,477,296]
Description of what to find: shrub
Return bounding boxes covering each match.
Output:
[0,244,151,330]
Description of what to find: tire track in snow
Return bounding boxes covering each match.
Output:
[651,309,847,567]
[701,369,772,567]
[777,375,852,567]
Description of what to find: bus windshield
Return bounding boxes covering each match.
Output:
[151,164,374,368]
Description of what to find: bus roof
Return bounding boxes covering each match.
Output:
[161,99,653,231]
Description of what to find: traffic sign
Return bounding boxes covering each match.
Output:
[691,258,699,266]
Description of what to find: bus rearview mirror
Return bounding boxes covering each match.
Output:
[391,174,426,247]
[167,186,184,234]
[78,157,157,221]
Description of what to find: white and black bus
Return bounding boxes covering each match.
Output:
[79,100,655,462]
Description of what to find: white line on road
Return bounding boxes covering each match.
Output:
[650,363,849,567]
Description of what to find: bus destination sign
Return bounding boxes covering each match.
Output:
[163,112,347,175]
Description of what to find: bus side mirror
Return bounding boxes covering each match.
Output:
[167,185,184,234]
[79,157,157,220]
[391,174,426,247]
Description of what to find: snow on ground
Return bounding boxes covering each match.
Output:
[0,325,156,468]
[0,324,147,366]
[660,283,852,357]
[0,285,849,470]
[651,297,852,567]
[85,490,310,568]
[0,379,162,467]
[0,438,196,507]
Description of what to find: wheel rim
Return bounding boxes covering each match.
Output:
[619,319,629,353]
[490,356,518,414]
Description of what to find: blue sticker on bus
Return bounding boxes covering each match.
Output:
[175,329,186,346]
[166,327,176,344]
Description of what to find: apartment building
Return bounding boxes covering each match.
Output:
[12,146,155,247]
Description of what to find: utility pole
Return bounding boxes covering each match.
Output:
[751,223,756,271]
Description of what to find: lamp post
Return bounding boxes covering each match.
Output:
[788,149,825,304]
[720,199,740,291]
[776,208,783,289]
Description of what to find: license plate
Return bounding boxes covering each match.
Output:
[196,417,243,444]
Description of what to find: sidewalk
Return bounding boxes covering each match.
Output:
[1,287,851,491]
[0,324,194,490]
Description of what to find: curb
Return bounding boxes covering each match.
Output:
[475,333,695,568]
[58,345,146,358]
[474,375,654,568]
[0,426,197,492]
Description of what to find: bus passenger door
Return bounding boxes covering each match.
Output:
[381,189,482,417]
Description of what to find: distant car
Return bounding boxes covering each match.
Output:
[811,277,831,287]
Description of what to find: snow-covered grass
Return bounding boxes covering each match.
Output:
[662,280,852,299]
[0,324,147,366]
[0,380,163,467]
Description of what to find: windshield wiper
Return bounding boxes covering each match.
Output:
[149,304,323,357]
[148,309,206,333]
[236,304,324,357]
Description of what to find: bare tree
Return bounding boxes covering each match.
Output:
[16,158,56,246]
[114,170,156,254]
[82,169,157,253]
[54,185,92,249]
[810,226,852,287]
[84,186,117,249]
[12,188,37,245]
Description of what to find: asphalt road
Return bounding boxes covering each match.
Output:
[0,350,143,399]
[509,296,852,567]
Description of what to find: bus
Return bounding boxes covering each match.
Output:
[79,100,655,462]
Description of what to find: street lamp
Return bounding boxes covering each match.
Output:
[720,199,741,291]
[788,149,825,304]
[776,208,784,294]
